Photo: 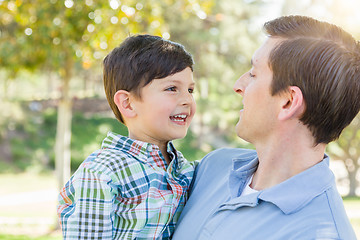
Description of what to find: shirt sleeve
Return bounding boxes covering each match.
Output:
[190,159,201,169]
[58,168,116,239]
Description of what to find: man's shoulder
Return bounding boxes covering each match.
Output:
[194,148,257,177]
[201,148,257,166]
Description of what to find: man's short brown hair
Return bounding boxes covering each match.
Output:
[264,15,360,144]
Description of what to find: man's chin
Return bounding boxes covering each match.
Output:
[235,122,242,136]
[235,125,251,143]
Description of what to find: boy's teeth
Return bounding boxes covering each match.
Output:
[171,114,187,121]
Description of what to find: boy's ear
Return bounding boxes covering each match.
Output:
[113,90,137,119]
[278,86,305,121]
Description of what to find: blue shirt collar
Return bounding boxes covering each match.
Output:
[228,152,258,198]
[228,154,335,215]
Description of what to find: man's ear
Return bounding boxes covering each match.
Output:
[278,86,305,121]
[113,90,137,119]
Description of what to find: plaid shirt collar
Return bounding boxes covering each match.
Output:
[101,131,179,165]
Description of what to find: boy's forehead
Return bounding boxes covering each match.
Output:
[155,78,195,84]
[153,68,194,83]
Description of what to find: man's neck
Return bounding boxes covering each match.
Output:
[250,130,326,191]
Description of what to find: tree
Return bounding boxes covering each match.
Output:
[328,118,360,196]
[0,0,214,189]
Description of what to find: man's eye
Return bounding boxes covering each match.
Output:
[249,72,255,78]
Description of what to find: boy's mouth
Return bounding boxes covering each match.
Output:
[170,114,187,122]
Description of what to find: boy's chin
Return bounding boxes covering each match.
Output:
[171,131,189,141]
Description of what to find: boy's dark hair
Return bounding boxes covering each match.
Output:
[103,34,194,123]
[264,15,360,144]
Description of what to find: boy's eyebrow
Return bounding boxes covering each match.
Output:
[160,79,195,85]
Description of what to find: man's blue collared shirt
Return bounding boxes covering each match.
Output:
[173,148,356,240]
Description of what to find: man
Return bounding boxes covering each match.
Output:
[172,15,359,240]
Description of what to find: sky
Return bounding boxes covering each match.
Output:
[260,0,360,36]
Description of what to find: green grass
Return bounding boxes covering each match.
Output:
[0,173,59,238]
[0,172,56,195]
[343,197,360,237]
[343,197,360,205]
[3,109,205,174]
[0,233,61,240]
[350,219,360,237]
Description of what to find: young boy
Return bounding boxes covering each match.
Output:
[57,34,197,239]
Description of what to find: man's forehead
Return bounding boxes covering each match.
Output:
[251,37,283,66]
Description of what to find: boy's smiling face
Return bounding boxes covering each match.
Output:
[127,67,196,146]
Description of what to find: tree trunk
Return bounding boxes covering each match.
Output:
[55,98,72,190]
[0,131,13,163]
[347,165,357,197]
[55,54,73,190]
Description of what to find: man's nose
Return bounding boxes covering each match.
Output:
[233,73,248,95]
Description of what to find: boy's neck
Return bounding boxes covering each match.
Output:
[151,141,171,165]
[127,133,172,165]
[159,145,171,165]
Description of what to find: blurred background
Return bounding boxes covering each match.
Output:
[1,0,360,239]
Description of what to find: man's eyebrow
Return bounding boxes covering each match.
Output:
[250,58,255,66]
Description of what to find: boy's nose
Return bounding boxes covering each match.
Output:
[181,92,194,106]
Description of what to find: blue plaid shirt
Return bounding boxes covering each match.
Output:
[57,132,197,239]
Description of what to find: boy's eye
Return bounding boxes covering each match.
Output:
[188,88,194,94]
[165,86,177,91]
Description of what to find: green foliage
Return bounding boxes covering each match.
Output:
[0,0,213,75]
[3,106,57,173]
[2,103,208,172]
[165,0,264,135]
[70,112,127,170]
[70,111,212,169]
[173,129,210,162]
[0,0,263,174]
